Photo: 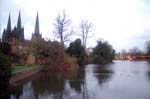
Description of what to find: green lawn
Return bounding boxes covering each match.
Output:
[12,64,40,74]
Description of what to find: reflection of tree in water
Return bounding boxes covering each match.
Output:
[146,62,150,81]
[148,71,150,81]
[66,67,89,99]
[10,85,23,99]
[93,64,114,85]
[0,63,11,99]
[68,68,85,93]
[0,77,11,99]
[31,72,65,99]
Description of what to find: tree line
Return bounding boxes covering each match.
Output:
[0,10,115,72]
[53,10,94,49]
[120,41,150,55]
[52,10,114,65]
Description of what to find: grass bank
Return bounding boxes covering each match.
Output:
[12,64,40,75]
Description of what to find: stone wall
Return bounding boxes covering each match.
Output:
[27,53,36,64]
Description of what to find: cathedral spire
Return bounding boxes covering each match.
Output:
[34,12,40,35]
[7,13,11,32]
[17,11,21,29]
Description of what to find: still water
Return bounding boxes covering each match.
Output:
[10,60,150,99]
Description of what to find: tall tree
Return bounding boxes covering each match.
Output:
[79,20,94,48]
[146,41,150,55]
[129,46,141,55]
[92,40,114,64]
[53,10,73,47]
[67,39,85,66]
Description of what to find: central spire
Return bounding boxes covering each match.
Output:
[34,12,40,35]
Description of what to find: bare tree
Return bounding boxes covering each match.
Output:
[53,10,73,47]
[129,46,141,55]
[79,20,94,48]
[145,41,150,55]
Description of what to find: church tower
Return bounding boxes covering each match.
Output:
[17,11,21,29]
[7,13,11,32]
[17,11,24,41]
[34,12,40,35]
[2,13,11,42]
[2,11,25,44]
[32,12,42,42]
[11,11,24,42]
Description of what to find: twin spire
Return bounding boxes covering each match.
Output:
[7,11,22,31]
[3,11,41,43]
[7,11,40,34]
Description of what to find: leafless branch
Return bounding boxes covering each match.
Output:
[78,19,94,48]
[53,10,73,47]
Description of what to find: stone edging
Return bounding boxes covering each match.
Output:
[9,67,41,86]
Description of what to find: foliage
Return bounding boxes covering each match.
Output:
[67,39,86,66]
[30,40,77,71]
[92,40,114,64]
[0,42,11,55]
[0,53,11,78]
[0,52,12,98]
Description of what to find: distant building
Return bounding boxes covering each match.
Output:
[2,11,24,44]
[1,11,44,64]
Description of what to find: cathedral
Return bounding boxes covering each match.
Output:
[2,11,42,45]
[1,11,44,64]
[2,12,24,44]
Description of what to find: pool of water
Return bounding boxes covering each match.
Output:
[10,60,150,99]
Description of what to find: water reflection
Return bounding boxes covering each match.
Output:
[10,85,23,99]
[68,68,85,93]
[32,72,65,99]
[0,64,11,99]
[9,61,150,99]
[93,64,114,85]
[146,61,150,81]
[0,77,11,99]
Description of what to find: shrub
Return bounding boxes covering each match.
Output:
[92,40,114,64]
[0,42,11,55]
[0,53,11,78]
[67,39,86,66]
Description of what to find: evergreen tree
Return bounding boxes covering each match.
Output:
[92,40,114,64]
[67,39,85,66]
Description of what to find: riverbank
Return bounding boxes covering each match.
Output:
[8,61,150,99]
[9,65,41,86]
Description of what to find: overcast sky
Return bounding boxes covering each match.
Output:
[0,0,150,52]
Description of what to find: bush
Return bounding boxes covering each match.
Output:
[92,40,114,64]
[67,39,86,66]
[0,53,11,78]
[30,40,78,71]
[0,52,12,98]
[0,42,11,55]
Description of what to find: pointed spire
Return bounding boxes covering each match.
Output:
[34,12,40,35]
[7,13,11,31]
[17,11,21,29]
